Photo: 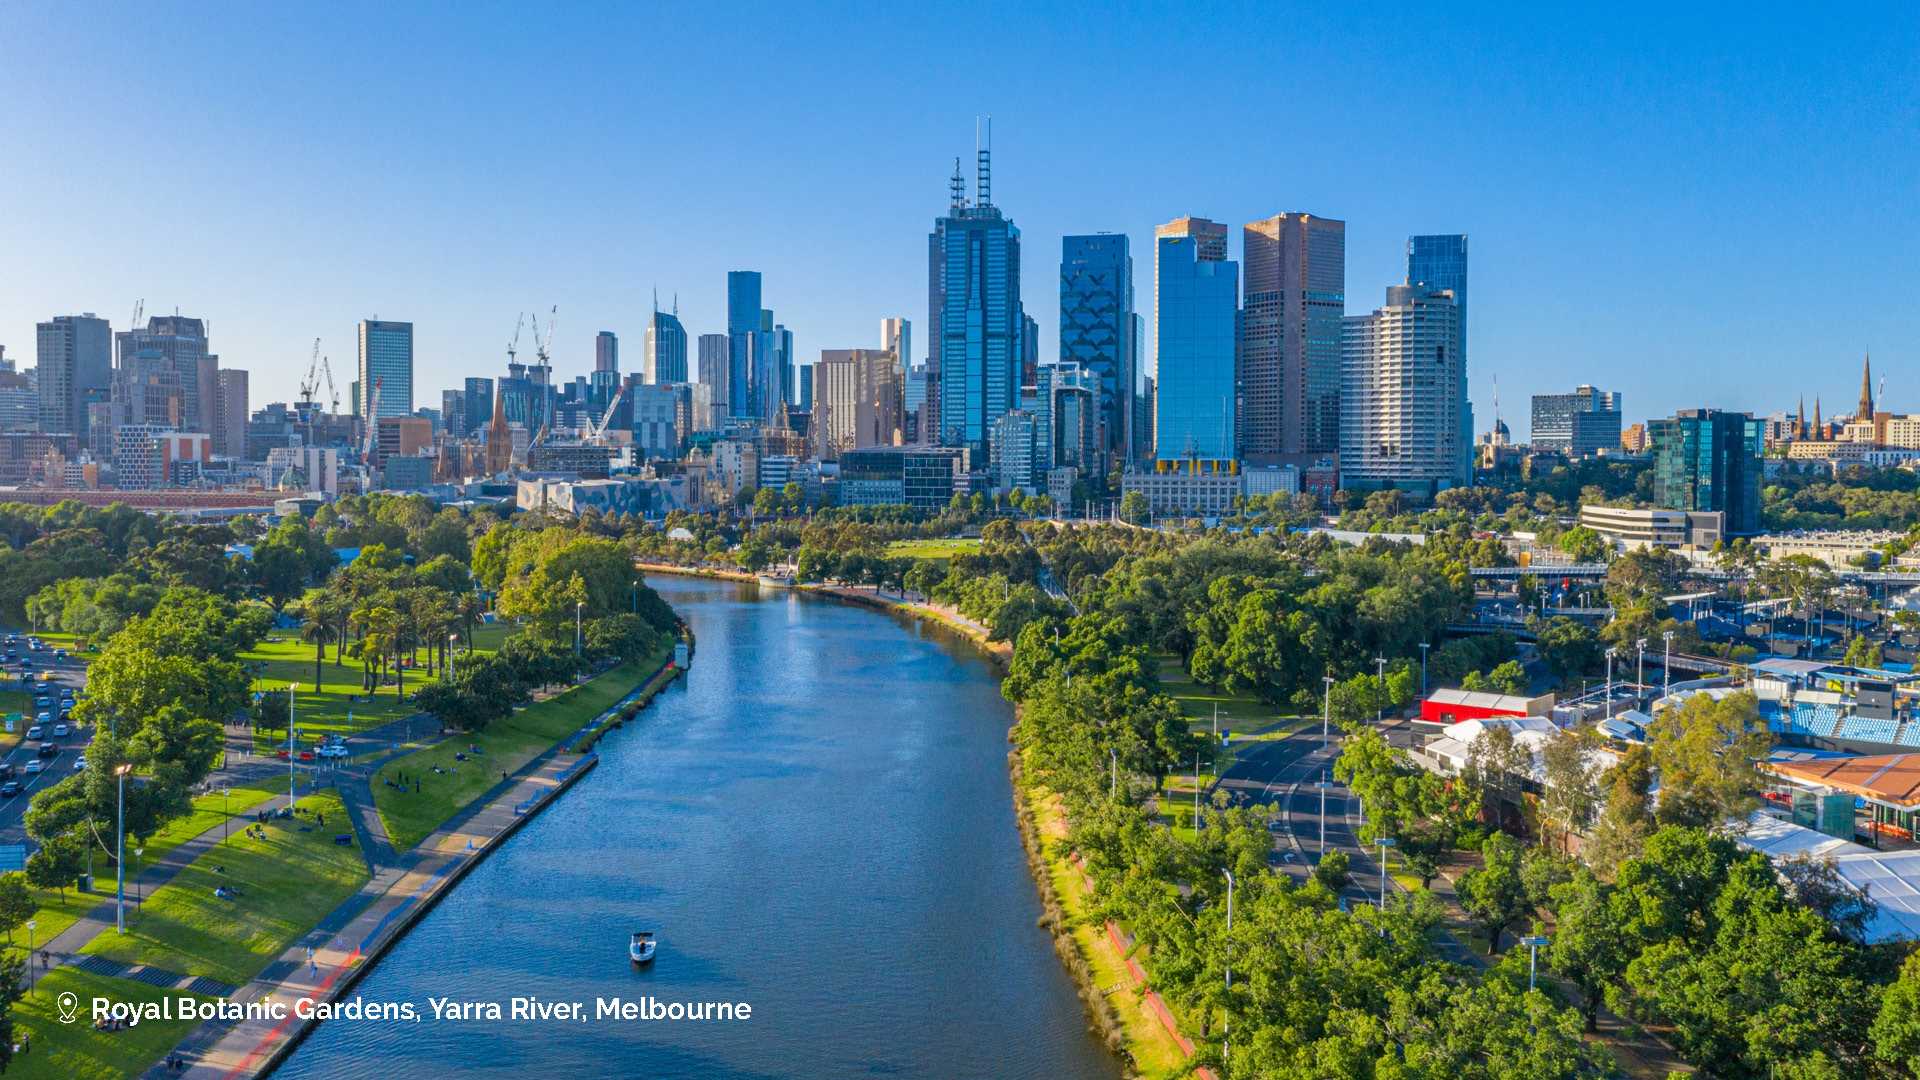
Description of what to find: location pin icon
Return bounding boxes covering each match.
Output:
[58,991,79,1023]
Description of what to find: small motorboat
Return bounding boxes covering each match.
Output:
[755,572,796,588]
[630,931,657,965]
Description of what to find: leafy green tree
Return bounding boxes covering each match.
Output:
[1536,616,1602,680]
[1584,743,1654,874]
[1874,952,1920,1075]
[1462,659,1528,694]
[1843,634,1884,669]
[1458,831,1533,953]
[1646,690,1771,829]
[1311,849,1351,893]
[0,873,31,945]
[1119,490,1150,525]
[1546,867,1631,1032]
[24,835,85,904]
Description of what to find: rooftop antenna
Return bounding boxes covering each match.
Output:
[976,115,992,209]
[672,293,678,317]
[949,157,967,211]
[652,287,659,315]
[1492,372,1500,430]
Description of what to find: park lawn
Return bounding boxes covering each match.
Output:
[373,649,667,852]
[884,538,982,561]
[1158,655,1292,730]
[134,785,282,868]
[2,886,96,967]
[80,789,368,988]
[9,967,211,1080]
[242,622,520,749]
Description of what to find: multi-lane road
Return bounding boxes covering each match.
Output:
[0,632,92,844]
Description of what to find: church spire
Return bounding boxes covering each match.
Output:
[1860,350,1874,420]
[1797,395,1806,440]
[1815,396,1823,438]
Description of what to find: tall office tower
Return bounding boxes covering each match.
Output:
[215,369,249,458]
[1339,284,1465,489]
[36,313,112,437]
[1650,409,1763,536]
[643,308,688,383]
[799,364,813,411]
[767,315,794,420]
[929,149,1026,465]
[116,315,218,438]
[902,364,926,443]
[1407,235,1470,478]
[595,331,618,372]
[357,320,414,418]
[813,349,904,459]
[696,333,729,418]
[1531,385,1623,455]
[464,377,494,436]
[1059,234,1135,474]
[1153,218,1238,461]
[882,318,911,370]
[442,389,469,438]
[1240,213,1345,462]
[726,272,761,419]
[1131,313,1148,463]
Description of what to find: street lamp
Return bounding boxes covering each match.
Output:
[1373,657,1387,722]
[1662,630,1675,699]
[1418,643,1430,701]
[287,683,299,811]
[1604,648,1618,716]
[115,763,132,933]
[222,787,231,844]
[575,601,584,657]
[1520,935,1550,992]
[632,580,639,615]
[1375,837,1396,911]
[135,847,144,908]
[25,920,35,996]
[1220,868,1235,1064]
[1635,637,1647,691]
[1316,780,1331,854]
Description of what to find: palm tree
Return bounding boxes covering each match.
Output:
[301,610,336,692]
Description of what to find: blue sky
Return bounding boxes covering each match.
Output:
[3,2,1916,433]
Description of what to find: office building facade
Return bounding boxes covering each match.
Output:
[839,446,968,509]
[357,320,414,418]
[644,310,688,384]
[37,313,112,437]
[1153,217,1238,462]
[215,368,249,458]
[1241,213,1345,462]
[116,316,217,440]
[929,153,1026,466]
[1531,385,1622,455]
[1059,234,1135,473]
[595,330,618,373]
[1339,284,1466,490]
[1649,409,1763,536]
[813,349,903,459]
[1407,235,1470,478]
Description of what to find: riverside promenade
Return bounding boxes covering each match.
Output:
[162,658,685,1080]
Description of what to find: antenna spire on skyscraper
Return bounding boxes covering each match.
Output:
[976,115,992,208]
[949,157,967,211]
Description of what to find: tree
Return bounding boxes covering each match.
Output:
[1776,852,1880,942]
[0,873,31,945]
[1547,867,1631,1032]
[250,541,312,612]
[1646,690,1771,830]
[1875,952,1920,1075]
[24,835,84,904]
[1457,831,1532,953]
[1585,743,1654,874]
[1465,723,1531,813]
[1843,634,1883,670]
[1119,490,1150,526]
[1463,660,1528,694]
[1311,849,1351,894]
[1536,616,1602,681]
[1540,725,1600,849]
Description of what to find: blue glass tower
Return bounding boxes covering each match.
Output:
[726,272,761,420]
[1408,234,1470,481]
[1153,219,1238,461]
[929,151,1025,466]
[1060,234,1135,472]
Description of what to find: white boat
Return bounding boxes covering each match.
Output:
[755,572,796,588]
[629,931,656,964]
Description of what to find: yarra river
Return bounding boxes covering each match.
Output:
[276,576,1122,1080]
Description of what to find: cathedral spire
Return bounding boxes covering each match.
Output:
[1860,350,1874,420]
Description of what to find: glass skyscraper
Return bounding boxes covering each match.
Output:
[357,319,414,418]
[1060,234,1134,472]
[1649,409,1763,536]
[1407,234,1470,477]
[1240,213,1344,461]
[929,152,1025,466]
[644,309,688,383]
[464,377,494,435]
[1153,218,1238,461]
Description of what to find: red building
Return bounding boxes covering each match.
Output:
[1420,687,1555,725]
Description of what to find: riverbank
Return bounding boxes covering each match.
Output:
[150,653,688,1080]
[636,562,1198,1077]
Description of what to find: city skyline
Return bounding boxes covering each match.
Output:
[3,5,1916,429]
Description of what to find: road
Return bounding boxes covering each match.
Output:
[0,632,91,844]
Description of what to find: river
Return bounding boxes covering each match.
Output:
[274,576,1122,1080]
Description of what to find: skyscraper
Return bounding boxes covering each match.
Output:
[1059,234,1135,473]
[115,315,214,436]
[1153,217,1238,461]
[929,149,1025,465]
[1531,386,1622,454]
[1240,213,1345,462]
[696,333,729,420]
[882,318,911,371]
[36,313,111,437]
[727,272,761,420]
[216,368,249,458]
[1407,235,1470,478]
[594,330,618,372]
[1650,409,1763,536]
[813,349,903,459]
[464,377,494,436]
[644,309,688,383]
[1340,284,1465,490]
[357,320,414,418]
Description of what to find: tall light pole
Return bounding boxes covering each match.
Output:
[1316,780,1330,854]
[1375,837,1396,911]
[1220,868,1235,1064]
[1635,637,1647,691]
[632,580,639,614]
[1604,648,1617,716]
[222,787,231,844]
[115,763,131,933]
[1520,935,1550,991]
[24,920,34,996]
[575,602,584,657]
[287,683,299,811]
[1417,643,1430,701]
[1662,630,1675,699]
[1374,657,1387,722]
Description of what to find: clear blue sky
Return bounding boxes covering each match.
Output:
[3,2,1916,432]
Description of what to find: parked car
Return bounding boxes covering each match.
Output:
[317,744,349,759]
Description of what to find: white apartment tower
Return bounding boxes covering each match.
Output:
[1339,284,1466,490]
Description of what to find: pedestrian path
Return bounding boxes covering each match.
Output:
[66,953,235,996]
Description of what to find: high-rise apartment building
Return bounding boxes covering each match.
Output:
[1240,213,1345,462]
[726,272,761,420]
[1339,284,1465,490]
[1153,217,1238,461]
[696,333,729,418]
[357,320,414,418]
[1060,234,1135,473]
[644,309,688,384]
[37,313,112,437]
[1407,235,1470,478]
[1649,409,1762,536]
[929,152,1026,465]
[813,349,903,459]
[1531,385,1622,455]
[215,368,249,458]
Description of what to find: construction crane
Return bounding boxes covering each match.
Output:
[506,314,523,366]
[362,377,383,464]
[129,299,144,333]
[586,385,627,443]
[299,339,322,410]
[320,355,339,414]
[532,305,557,370]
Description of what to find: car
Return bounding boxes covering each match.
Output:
[53,649,66,661]
[0,782,18,797]
[22,760,43,775]
[37,742,56,758]
[0,763,14,780]
[25,725,41,739]
[72,756,84,771]
[60,687,74,698]
[317,744,349,759]
[52,723,68,737]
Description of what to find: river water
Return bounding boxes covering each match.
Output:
[275,577,1121,1080]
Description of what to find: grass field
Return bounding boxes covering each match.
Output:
[134,785,282,868]
[884,538,982,561]
[372,646,669,851]
[9,967,211,1080]
[242,621,519,749]
[80,788,369,988]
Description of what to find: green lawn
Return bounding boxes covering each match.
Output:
[242,621,519,749]
[80,789,369,988]
[133,785,282,868]
[372,649,667,852]
[885,538,982,561]
[8,967,211,1080]
[3,887,96,967]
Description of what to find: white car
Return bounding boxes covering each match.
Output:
[25,725,42,739]
[23,760,43,775]
[72,755,85,771]
[316,744,350,760]
[52,723,68,737]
